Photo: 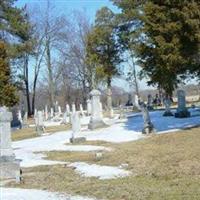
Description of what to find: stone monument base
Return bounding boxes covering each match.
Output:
[88,120,107,130]
[70,137,86,143]
[175,110,190,118]
[163,111,174,117]
[0,157,21,182]
[142,123,155,134]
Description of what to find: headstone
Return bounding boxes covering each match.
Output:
[72,103,76,113]
[66,104,70,116]
[50,108,54,118]
[54,101,59,113]
[58,106,62,116]
[106,88,114,118]
[18,110,23,129]
[0,107,21,182]
[175,90,190,118]
[79,104,85,117]
[99,102,103,118]
[45,105,48,121]
[61,112,68,124]
[22,112,28,127]
[139,101,155,134]
[70,112,85,143]
[147,94,154,110]
[119,105,125,119]
[88,90,107,130]
[163,95,173,116]
[36,111,45,136]
[87,99,91,115]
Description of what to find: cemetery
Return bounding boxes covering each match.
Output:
[1,0,200,200]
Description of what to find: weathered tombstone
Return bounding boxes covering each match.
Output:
[163,95,173,116]
[58,106,62,116]
[61,112,68,124]
[18,110,23,129]
[87,99,91,115]
[0,107,21,182]
[147,94,154,110]
[88,90,106,130]
[22,112,28,127]
[99,102,103,118]
[139,101,155,134]
[175,90,190,118]
[119,105,125,119]
[45,105,48,121]
[66,104,70,116]
[72,103,76,113]
[70,112,85,143]
[54,101,59,113]
[36,111,45,136]
[79,104,85,117]
[50,108,54,118]
[106,88,114,118]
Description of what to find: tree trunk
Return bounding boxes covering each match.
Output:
[24,55,32,117]
[46,38,55,109]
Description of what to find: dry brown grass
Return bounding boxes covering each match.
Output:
[8,127,200,200]
[12,124,71,141]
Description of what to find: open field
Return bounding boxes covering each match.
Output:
[8,127,200,200]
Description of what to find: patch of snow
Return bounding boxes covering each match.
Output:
[0,187,96,200]
[68,162,131,180]
[13,131,111,168]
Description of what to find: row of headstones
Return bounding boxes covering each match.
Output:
[34,100,95,122]
[34,89,105,137]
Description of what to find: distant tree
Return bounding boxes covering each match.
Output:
[0,41,18,107]
[86,7,122,112]
[112,0,200,96]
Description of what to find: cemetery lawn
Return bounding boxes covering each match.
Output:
[9,127,200,200]
[12,124,71,141]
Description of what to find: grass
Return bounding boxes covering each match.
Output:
[12,124,71,141]
[8,127,200,200]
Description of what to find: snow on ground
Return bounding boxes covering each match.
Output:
[125,108,200,133]
[68,162,130,180]
[0,187,96,200]
[13,131,111,168]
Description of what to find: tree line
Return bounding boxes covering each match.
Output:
[1,0,200,116]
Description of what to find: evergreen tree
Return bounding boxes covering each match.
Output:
[0,41,18,107]
[112,0,200,95]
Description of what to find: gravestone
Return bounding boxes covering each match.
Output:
[22,112,28,127]
[72,103,76,113]
[36,111,45,136]
[163,96,173,116]
[61,112,68,124]
[50,108,54,119]
[139,101,155,134]
[175,90,190,118]
[0,107,21,182]
[106,88,114,118]
[88,90,106,130]
[54,101,59,113]
[70,112,85,143]
[66,104,70,116]
[45,105,48,121]
[18,110,23,129]
[58,106,62,116]
[119,105,125,119]
[79,104,85,117]
[147,94,154,110]
[87,99,91,115]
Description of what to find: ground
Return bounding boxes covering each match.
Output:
[2,108,200,200]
